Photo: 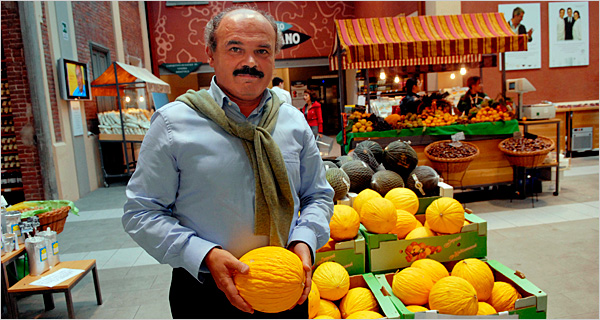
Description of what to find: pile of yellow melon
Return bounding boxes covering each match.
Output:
[309,261,384,319]
[391,258,522,316]
[351,187,469,239]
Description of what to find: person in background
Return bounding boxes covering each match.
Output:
[399,78,421,115]
[557,8,565,41]
[271,77,292,105]
[564,7,575,40]
[572,10,582,41]
[509,7,533,42]
[122,7,334,319]
[302,89,323,139]
[457,76,489,115]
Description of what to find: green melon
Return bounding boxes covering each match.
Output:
[326,168,351,201]
[352,147,379,171]
[370,170,405,196]
[355,140,384,164]
[406,166,439,197]
[383,141,419,181]
[323,161,338,170]
[336,155,354,167]
[341,160,375,193]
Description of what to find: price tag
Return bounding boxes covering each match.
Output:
[449,132,465,147]
[357,95,366,106]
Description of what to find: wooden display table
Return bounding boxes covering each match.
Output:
[2,246,27,318]
[6,259,102,319]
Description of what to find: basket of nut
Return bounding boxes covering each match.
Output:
[498,136,555,167]
[424,140,480,174]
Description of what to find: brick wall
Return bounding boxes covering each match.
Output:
[1,1,45,200]
[119,2,144,63]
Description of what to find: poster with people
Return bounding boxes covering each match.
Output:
[548,2,589,68]
[498,3,542,70]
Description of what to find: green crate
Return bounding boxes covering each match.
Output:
[361,212,487,273]
[314,233,366,276]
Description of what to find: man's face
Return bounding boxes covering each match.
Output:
[75,67,84,89]
[560,9,565,18]
[567,9,572,17]
[514,12,524,25]
[206,9,275,102]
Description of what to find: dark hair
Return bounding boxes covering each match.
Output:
[204,6,284,53]
[272,77,284,87]
[404,78,419,95]
[574,10,580,17]
[512,7,524,18]
[467,76,481,89]
[559,8,565,13]
[304,89,318,103]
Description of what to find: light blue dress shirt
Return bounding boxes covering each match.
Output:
[122,77,334,281]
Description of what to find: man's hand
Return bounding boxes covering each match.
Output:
[288,241,313,307]
[204,247,254,314]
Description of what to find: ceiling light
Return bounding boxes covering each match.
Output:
[394,75,400,83]
[460,67,467,75]
[125,96,131,103]
[450,73,456,79]
[379,69,386,80]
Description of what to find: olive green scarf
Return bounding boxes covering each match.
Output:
[176,89,294,247]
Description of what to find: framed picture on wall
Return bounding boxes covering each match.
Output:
[498,3,542,70]
[548,2,589,68]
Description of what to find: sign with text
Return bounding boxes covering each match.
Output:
[160,62,202,79]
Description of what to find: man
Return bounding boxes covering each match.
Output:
[509,7,533,42]
[122,7,334,319]
[271,76,292,105]
[557,8,565,41]
[564,7,574,40]
[72,65,86,97]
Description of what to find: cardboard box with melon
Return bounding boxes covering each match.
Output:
[374,258,547,319]
[352,186,487,274]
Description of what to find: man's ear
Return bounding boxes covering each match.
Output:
[206,47,214,67]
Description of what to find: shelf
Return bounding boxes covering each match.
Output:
[1,150,18,155]
[1,168,22,173]
[1,186,23,193]
[99,133,145,142]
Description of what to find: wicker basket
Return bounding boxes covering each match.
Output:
[36,206,70,234]
[424,140,480,174]
[498,136,555,167]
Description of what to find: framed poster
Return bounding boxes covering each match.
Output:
[548,2,589,67]
[498,3,542,70]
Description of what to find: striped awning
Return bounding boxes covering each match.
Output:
[329,12,528,70]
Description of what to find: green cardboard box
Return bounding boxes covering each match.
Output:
[375,259,547,319]
[347,273,401,319]
[361,212,487,273]
[314,233,366,276]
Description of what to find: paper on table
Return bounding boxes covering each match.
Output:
[29,268,85,287]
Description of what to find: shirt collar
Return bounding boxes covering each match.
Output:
[208,76,272,120]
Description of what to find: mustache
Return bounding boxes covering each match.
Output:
[233,66,264,78]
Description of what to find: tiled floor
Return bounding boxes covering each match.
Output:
[5,145,599,319]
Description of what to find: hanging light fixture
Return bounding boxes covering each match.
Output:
[139,96,145,102]
[450,73,456,79]
[460,67,467,75]
[394,75,400,83]
[379,68,386,80]
[125,96,131,103]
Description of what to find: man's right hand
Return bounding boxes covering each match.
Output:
[204,247,254,314]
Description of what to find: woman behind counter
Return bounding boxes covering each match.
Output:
[302,89,323,139]
[457,76,489,115]
[399,78,422,115]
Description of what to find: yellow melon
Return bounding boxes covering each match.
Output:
[313,316,335,319]
[330,205,360,241]
[392,267,434,305]
[405,226,436,240]
[360,198,397,234]
[477,301,497,315]
[425,197,465,234]
[317,238,336,253]
[389,209,419,239]
[346,310,384,319]
[353,188,382,215]
[428,276,478,315]
[312,261,350,301]
[234,246,305,313]
[415,220,423,228]
[384,187,419,215]
[339,287,378,318]
[411,258,449,283]
[308,283,321,319]
[487,281,521,312]
[405,305,429,313]
[451,258,494,301]
[316,299,341,318]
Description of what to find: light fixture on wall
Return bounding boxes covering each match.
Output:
[379,68,386,80]
[394,75,400,83]
[460,67,467,75]
[450,73,456,79]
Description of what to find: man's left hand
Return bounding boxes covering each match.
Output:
[288,241,312,307]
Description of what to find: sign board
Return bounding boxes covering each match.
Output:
[160,62,202,79]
